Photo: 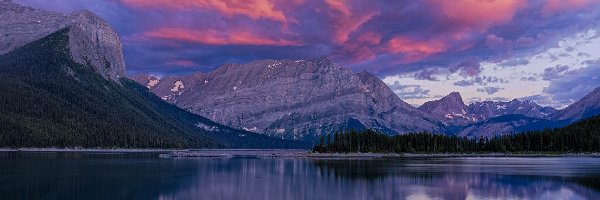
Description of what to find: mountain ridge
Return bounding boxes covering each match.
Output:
[452,87,599,137]
[133,57,443,140]
[133,65,598,139]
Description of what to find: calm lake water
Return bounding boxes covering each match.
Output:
[1,151,599,200]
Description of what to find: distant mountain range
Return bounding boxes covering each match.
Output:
[418,92,558,126]
[134,61,599,140]
[416,87,599,137]
[0,1,308,148]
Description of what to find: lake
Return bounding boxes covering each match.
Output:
[1,151,599,200]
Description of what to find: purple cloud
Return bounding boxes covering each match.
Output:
[544,63,600,104]
[12,0,600,79]
[477,87,504,95]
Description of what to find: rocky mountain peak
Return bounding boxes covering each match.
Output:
[419,92,467,113]
[67,10,125,81]
[419,92,471,126]
[0,1,125,81]
[311,55,335,65]
[445,92,465,105]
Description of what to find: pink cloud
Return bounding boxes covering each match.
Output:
[334,32,381,63]
[137,27,300,46]
[428,0,526,31]
[168,60,197,67]
[324,0,377,44]
[386,37,447,63]
[120,0,293,23]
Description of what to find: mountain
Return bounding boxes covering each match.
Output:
[467,99,557,121]
[455,87,600,138]
[0,28,307,148]
[417,92,560,137]
[0,0,124,81]
[553,86,600,122]
[418,92,472,126]
[0,1,308,149]
[418,92,557,127]
[134,57,443,140]
[457,114,558,138]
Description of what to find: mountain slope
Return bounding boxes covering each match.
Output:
[0,29,211,148]
[134,58,443,140]
[553,86,600,122]
[0,28,308,149]
[122,79,310,148]
[457,114,560,138]
[0,0,124,81]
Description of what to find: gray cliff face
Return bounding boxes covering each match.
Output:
[418,92,472,126]
[134,57,442,140]
[0,0,125,81]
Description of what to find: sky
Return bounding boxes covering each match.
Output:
[14,0,600,108]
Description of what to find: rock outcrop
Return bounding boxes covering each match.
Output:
[419,92,472,126]
[134,57,443,140]
[0,0,125,81]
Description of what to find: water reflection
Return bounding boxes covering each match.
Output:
[0,152,599,200]
[311,158,600,200]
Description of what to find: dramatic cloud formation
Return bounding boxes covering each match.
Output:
[133,28,299,46]
[14,0,600,108]
[121,0,291,23]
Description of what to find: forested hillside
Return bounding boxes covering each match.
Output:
[313,114,600,153]
[0,29,309,149]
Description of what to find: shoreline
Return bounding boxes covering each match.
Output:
[0,148,177,153]
[1,148,599,158]
[157,150,600,158]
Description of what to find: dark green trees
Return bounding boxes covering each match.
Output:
[313,114,600,153]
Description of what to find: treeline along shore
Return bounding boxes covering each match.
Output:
[312,115,600,154]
